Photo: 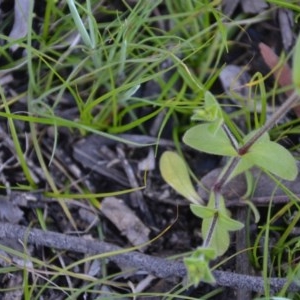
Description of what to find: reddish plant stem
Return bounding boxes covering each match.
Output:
[239,91,300,154]
[213,156,240,194]
[216,91,299,190]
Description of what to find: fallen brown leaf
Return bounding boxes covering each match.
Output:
[101,197,150,251]
[259,42,300,116]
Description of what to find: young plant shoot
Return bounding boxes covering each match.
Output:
[160,34,300,285]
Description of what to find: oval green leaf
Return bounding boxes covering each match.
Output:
[183,123,237,156]
[244,141,297,181]
[159,151,203,204]
[218,212,244,231]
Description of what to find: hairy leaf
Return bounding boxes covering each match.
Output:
[190,204,216,219]
[242,141,298,181]
[231,131,297,181]
[230,156,255,179]
[218,212,244,231]
[159,151,202,204]
[183,123,237,156]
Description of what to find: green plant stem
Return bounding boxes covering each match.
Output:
[239,91,300,154]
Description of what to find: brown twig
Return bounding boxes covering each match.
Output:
[0,222,299,293]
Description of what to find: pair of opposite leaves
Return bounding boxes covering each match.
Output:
[182,121,298,182]
[184,193,244,284]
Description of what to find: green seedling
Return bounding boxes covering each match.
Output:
[184,247,217,284]
[191,91,223,134]
[160,36,300,286]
